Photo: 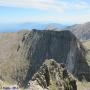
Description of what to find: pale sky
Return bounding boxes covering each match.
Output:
[0,0,90,24]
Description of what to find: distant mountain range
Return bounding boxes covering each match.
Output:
[45,23,65,30]
[0,23,66,32]
[1,22,90,40]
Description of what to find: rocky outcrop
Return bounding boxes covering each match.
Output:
[28,59,77,90]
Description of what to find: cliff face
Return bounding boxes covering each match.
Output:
[20,30,89,86]
[0,30,89,87]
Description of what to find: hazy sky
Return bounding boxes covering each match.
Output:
[0,0,90,24]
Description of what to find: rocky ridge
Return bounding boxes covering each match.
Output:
[28,59,77,90]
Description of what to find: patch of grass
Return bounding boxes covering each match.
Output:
[77,81,90,90]
[49,80,58,90]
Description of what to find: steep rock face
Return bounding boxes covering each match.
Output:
[21,30,89,86]
[30,59,77,90]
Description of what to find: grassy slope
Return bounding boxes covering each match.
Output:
[83,40,90,65]
[0,31,29,84]
[0,31,29,90]
[0,32,19,83]
[77,40,90,90]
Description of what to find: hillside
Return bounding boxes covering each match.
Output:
[0,30,90,89]
[75,40,90,90]
[82,40,90,65]
[64,22,90,40]
[0,30,30,84]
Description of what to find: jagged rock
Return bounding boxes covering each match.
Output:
[31,59,77,90]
